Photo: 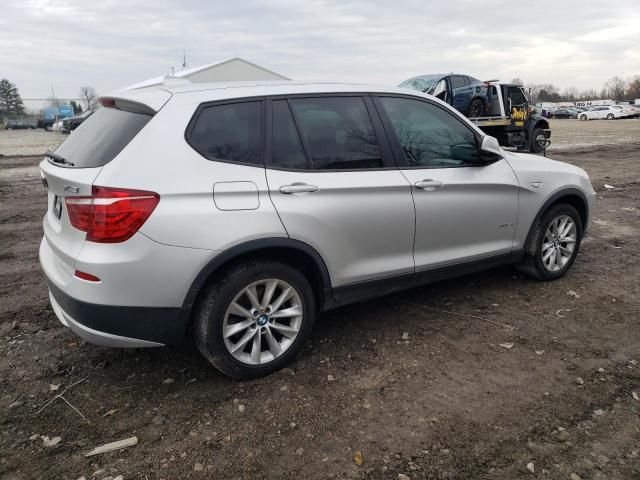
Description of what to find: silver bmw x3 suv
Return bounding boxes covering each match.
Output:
[39,82,596,378]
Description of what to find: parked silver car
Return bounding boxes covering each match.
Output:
[39,82,596,378]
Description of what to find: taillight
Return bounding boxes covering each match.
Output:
[65,186,159,243]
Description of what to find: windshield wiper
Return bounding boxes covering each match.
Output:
[45,150,74,166]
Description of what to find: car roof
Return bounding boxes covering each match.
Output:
[109,81,430,110]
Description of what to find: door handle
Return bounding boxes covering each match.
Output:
[414,179,443,191]
[279,183,319,194]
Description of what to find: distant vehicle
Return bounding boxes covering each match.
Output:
[62,110,94,132]
[37,105,74,130]
[611,105,638,118]
[4,120,35,130]
[578,106,625,120]
[399,73,491,117]
[51,120,65,132]
[551,108,578,119]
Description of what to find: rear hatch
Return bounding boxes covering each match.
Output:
[40,91,170,271]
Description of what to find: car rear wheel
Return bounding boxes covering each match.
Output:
[516,203,583,281]
[193,259,316,379]
[607,113,614,120]
[468,98,484,117]
[580,114,587,121]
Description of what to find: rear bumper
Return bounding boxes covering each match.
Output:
[46,278,189,347]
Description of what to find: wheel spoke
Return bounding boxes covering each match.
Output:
[270,305,303,319]
[250,330,262,364]
[230,328,256,354]
[261,279,278,309]
[542,248,554,262]
[548,249,557,270]
[270,287,293,312]
[264,328,281,357]
[245,285,261,310]
[563,235,577,244]
[270,322,299,338]
[223,319,254,339]
[229,302,252,319]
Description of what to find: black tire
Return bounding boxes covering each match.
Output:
[580,114,587,121]
[530,128,546,153]
[516,203,583,281]
[607,113,614,120]
[468,98,484,117]
[193,259,316,379]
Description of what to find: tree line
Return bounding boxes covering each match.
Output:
[0,78,98,117]
[511,75,640,103]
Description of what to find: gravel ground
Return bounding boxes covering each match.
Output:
[0,128,639,479]
[0,130,65,157]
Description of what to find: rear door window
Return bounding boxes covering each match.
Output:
[53,107,151,168]
[271,100,308,170]
[288,97,383,170]
[188,101,263,166]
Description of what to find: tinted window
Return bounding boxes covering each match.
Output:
[54,107,151,168]
[380,97,479,167]
[189,101,262,165]
[289,97,383,170]
[271,100,308,169]
[450,76,466,89]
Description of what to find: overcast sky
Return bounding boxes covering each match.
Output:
[2,0,639,100]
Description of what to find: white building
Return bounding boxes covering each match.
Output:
[123,57,290,90]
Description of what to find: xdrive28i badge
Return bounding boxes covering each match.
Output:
[53,195,62,219]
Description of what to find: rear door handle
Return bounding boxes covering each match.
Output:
[414,179,443,191]
[279,183,319,194]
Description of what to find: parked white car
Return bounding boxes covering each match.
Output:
[50,119,66,132]
[612,105,638,118]
[578,106,625,120]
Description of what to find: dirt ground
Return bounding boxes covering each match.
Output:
[0,124,639,479]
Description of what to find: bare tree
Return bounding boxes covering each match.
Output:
[562,87,579,102]
[626,75,640,100]
[511,78,523,86]
[79,86,98,111]
[605,77,626,101]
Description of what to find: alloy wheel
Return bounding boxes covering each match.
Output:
[222,278,303,365]
[541,215,577,272]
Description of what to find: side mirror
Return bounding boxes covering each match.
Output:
[479,135,503,163]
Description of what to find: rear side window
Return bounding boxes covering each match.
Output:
[188,101,262,165]
[450,76,466,89]
[289,97,383,170]
[54,107,151,168]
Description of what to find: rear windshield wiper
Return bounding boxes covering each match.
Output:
[45,150,75,166]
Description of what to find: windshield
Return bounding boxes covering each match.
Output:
[399,75,443,93]
[53,107,151,168]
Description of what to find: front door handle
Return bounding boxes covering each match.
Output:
[279,183,319,194]
[414,179,443,191]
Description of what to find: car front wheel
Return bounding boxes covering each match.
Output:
[517,203,583,281]
[193,259,316,379]
[607,113,614,120]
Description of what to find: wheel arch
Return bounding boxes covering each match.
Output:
[182,238,333,313]
[524,188,589,253]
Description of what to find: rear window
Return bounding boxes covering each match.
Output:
[54,107,151,168]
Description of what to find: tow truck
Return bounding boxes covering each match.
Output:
[470,81,551,154]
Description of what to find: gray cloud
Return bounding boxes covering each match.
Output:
[2,0,639,99]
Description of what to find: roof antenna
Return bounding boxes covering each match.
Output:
[182,49,187,69]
